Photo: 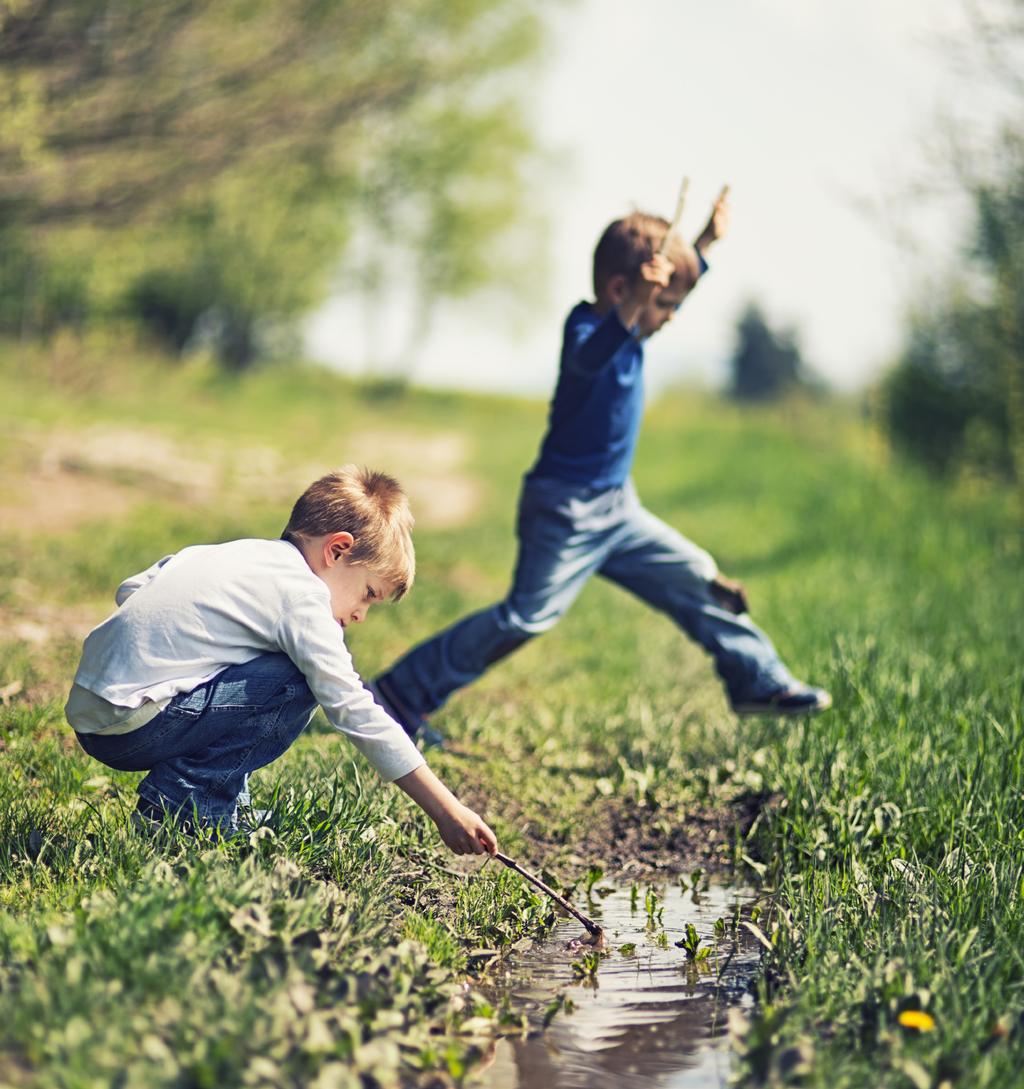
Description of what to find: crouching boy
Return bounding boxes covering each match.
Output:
[65,466,497,854]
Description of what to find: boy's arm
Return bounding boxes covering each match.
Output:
[395,764,497,855]
[566,310,636,376]
[114,555,175,606]
[694,185,731,260]
[276,594,425,781]
[275,595,498,854]
[567,253,675,375]
[616,253,674,330]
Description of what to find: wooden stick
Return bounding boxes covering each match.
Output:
[658,175,690,255]
[494,852,603,936]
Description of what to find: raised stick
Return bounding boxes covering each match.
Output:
[658,175,690,255]
[494,852,603,936]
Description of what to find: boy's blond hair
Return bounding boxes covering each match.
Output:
[282,466,415,600]
[593,211,701,297]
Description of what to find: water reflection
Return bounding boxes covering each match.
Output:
[473,881,759,1089]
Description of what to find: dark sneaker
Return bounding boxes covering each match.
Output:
[133,797,254,836]
[368,676,445,749]
[131,796,197,836]
[238,806,273,834]
[414,722,447,750]
[732,683,832,717]
[131,796,164,835]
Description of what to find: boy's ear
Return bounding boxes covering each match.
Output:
[605,274,629,304]
[325,531,355,564]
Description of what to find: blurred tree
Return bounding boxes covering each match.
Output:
[726,302,810,402]
[883,2,1024,487]
[0,0,545,367]
[884,284,1011,476]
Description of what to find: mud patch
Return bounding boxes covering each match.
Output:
[458,778,772,883]
[561,794,773,877]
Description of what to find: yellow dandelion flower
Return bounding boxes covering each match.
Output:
[898,1010,936,1032]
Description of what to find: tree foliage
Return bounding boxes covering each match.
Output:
[883,0,1024,485]
[0,0,545,367]
[726,301,811,402]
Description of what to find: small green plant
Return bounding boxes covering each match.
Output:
[630,882,639,910]
[644,887,664,927]
[542,993,568,1028]
[570,950,603,979]
[675,923,711,961]
[618,942,637,956]
[654,929,670,948]
[583,865,604,897]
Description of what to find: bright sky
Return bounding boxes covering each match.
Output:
[306,0,981,396]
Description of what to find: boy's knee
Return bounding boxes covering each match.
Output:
[502,601,564,636]
[692,548,718,583]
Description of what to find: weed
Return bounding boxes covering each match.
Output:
[570,950,603,979]
[675,923,712,962]
[644,887,664,927]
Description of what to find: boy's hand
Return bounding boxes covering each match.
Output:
[434,802,498,856]
[695,185,731,255]
[635,253,674,304]
[618,252,674,329]
[710,572,749,615]
[394,763,497,855]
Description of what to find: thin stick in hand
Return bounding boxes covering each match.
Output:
[658,175,690,256]
[494,852,603,936]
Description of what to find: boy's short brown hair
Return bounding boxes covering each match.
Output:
[593,211,701,296]
[282,466,415,600]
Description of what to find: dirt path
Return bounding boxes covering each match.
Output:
[1,423,481,535]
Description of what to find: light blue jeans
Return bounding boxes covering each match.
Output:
[77,654,317,830]
[382,476,796,715]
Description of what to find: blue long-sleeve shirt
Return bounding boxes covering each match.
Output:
[528,304,645,489]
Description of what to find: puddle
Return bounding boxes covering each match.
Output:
[473,880,761,1089]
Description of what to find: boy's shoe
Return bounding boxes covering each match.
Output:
[133,797,262,836]
[131,796,196,837]
[732,683,832,718]
[131,797,164,836]
[368,676,445,750]
[238,806,273,834]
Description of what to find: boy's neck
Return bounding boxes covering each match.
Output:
[284,535,319,574]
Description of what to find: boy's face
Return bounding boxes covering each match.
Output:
[323,558,392,628]
[636,281,691,339]
[314,533,394,627]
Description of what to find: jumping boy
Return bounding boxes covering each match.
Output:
[371,191,831,744]
[65,466,497,854]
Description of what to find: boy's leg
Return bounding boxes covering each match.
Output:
[77,653,317,830]
[376,479,625,725]
[597,495,810,708]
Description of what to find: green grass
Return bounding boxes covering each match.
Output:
[1,337,1023,1087]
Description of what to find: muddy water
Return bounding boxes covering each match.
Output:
[473,881,760,1089]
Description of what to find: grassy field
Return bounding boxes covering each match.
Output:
[1,337,1022,1088]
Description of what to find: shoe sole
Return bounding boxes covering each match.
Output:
[368,679,444,748]
[733,693,833,717]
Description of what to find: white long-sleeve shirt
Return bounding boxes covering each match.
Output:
[66,538,425,783]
